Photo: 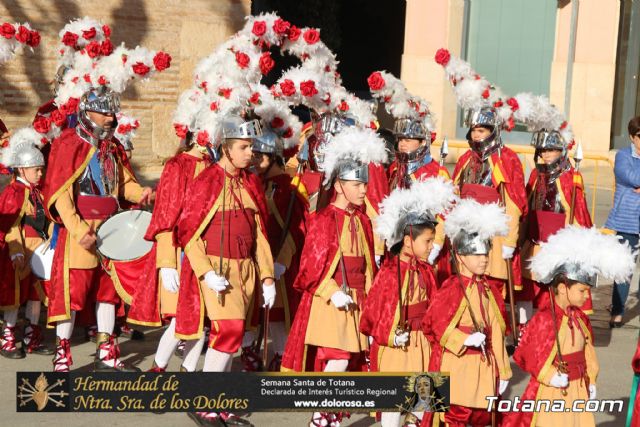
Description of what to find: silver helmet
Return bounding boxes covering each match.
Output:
[77,87,121,143]
[465,106,503,160]
[389,211,438,253]
[393,118,427,140]
[544,263,597,287]
[324,159,369,189]
[252,128,283,159]
[221,115,263,141]
[310,112,355,171]
[452,230,492,256]
[532,129,570,180]
[10,143,44,168]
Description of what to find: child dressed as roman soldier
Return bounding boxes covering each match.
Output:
[360,177,457,427]
[281,126,387,427]
[422,198,512,427]
[503,226,634,427]
[0,128,53,358]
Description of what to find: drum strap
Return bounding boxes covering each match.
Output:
[50,224,60,249]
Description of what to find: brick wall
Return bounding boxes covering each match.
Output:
[0,0,251,182]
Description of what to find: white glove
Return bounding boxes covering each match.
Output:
[499,379,509,395]
[375,255,382,268]
[330,290,354,309]
[204,271,229,293]
[589,384,596,400]
[262,283,276,309]
[502,245,515,260]
[368,335,374,345]
[160,267,180,293]
[274,262,286,280]
[549,372,569,388]
[427,244,442,265]
[463,331,486,348]
[393,331,410,348]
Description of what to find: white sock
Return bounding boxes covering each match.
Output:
[56,311,76,340]
[324,359,348,372]
[517,301,533,324]
[96,302,115,334]
[181,335,206,372]
[380,412,402,427]
[3,308,18,327]
[270,321,287,355]
[154,318,179,369]
[203,347,232,372]
[25,300,41,326]
[241,330,256,348]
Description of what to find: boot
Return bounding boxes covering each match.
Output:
[53,337,72,372]
[310,412,349,427]
[116,323,145,341]
[240,346,262,371]
[94,332,140,372]
[23,324,54,355]
[0,325,25,359]
[147,360,165,373]
[85,325,98,342]
[267,353,282,371]
[187,411,225,427]
[174,339,185,357]
[220,412,253,426]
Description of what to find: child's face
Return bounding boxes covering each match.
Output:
[334,179,368,207]
[540,149,562,165]
[397,138,423,154]
[458,253,489,276]
[20,166,43,185]
[403,228,435,261]
[558,282,590,307]
[470,126,492,142]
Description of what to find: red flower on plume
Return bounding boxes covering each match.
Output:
[249,92,261,104]
[252,21,267,37]
[279,79,296,97]
[83,74,91,83]
[60,98,79,115]
[153,52,171,71]
[33,116,51,134]
[300,80,318,97]
[323,93,331,105]
[174,124,188,138]
[506,97,519,111]
[367,71,385,91]
[235,51,250,69]
[102,24,111,38]
[283,127,293,139]
[101,40,114,56]
[505,117,515,131]
[15,25,30,44]
[121,53,128,64]
[271,117,284,129]
[560,121,568,130]
[219,88,232,99]
[117,124,132,134]
[196,130,210,147]
[61,31,78,48]
[338,101,349,112]
[273,18,291,35]
[303,28,320,45]
[259,52,275,75]
[28,30,40,47]
[200,81,208,93]
[98,75,107,85]
[430,132,437,142]
[82,27,97,40]
[288,25,301,41]
[85,41,101,58]
[369,121,377,130]
[50,109,66,127]
[434,48,451,66]
[132,62,151,76]
[481,88,490,99]
[0,23,15,39]
[567,140,576,150]
[493,100,503,108]
[71,76,79,83]
[210,102,219,111]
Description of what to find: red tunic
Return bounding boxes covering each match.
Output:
[127,153,211,326]
[281,204,377,372]
[0,180,26,306]
[173,165,269,338]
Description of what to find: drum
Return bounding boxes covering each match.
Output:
[30,242,55,280]
[96,209,153,261]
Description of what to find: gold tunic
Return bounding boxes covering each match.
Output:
[185,176,274,321]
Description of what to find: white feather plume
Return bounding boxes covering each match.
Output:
[529,226,636,284]
[1,127,45,167]
[0,22,38,63]
[444,198,509,241]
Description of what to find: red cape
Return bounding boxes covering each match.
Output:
[388,159,450,188]
[365,163,389,215]
[281,204,377,372]
[501,303,592,427]
[0,180,27,306]
[127,153,210,326]
[360,257,437,370]
[174,164,269,339]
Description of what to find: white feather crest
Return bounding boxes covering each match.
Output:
[57,17,109,67]
[376,177,458,246]
[1,127,44,167]
[115,112,140,140]
[252,85,302,149]
[0,22,38,63]
[529,226,636,284]
[321,127,388,185]
[512,93,574,144]
[444,198,509,241]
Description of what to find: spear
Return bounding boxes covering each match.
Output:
[569,142,583,225]
[439,136,449,167]
[217,166,226,305]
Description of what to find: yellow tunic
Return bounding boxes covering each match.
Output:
[305,212,373,353]
[532,315,598,427]
[438,279,512,409]
[376,263,431,372]
[185,177,274,321]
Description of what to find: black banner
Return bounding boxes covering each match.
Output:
[17,371,449,413]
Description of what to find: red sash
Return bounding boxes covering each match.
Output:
[460,183,500,204]
[202,208,256,259]
[527,210,566,243]
[76,194,119,220]
[562,350,588,383]
[333,255,366,291]
[406,301,428,330]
